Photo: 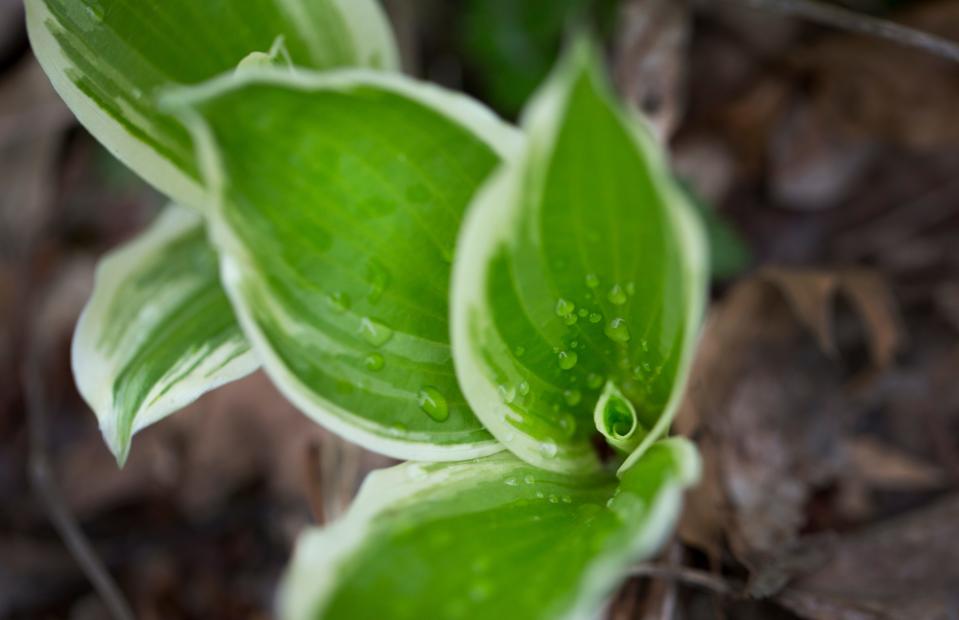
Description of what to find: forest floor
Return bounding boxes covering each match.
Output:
[2,1,958,618]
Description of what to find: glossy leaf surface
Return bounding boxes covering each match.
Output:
[282,438,700,620]
[72,205,257,464]
[451,43,708,473]
[167,70,522,460]
[26,0,398,208]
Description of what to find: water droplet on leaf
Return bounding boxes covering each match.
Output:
[364,353,384,371]
[585,273,600,288]
[604,318,631,343]
[608,284,627,305]
[558,350,578,370]
[359,317,393,347]
[326,291,351,313]
[417,386,449,422]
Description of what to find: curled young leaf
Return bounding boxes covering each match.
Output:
[281,438,700,620]
[26,0,398,208]
[451,41,708,473]
[165,69,523,461]
[72,205,257,465]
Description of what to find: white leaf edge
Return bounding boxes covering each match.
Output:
[279,437,701,620]
[72,204,259,464]
[164,68,524,462]
[450,41,709,475]
[25,0,399,210]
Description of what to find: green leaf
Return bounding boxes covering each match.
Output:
[450,41,708,474]
[26,0,398,209]
[72,205,257,465]
[164,69,522,461]
[281,437,699,620]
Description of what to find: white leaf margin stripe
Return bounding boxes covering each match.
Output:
[26,0,206,209]
[25,0,399,211]
[72,205,259,463]
[278,0,400,71]
[279,438,701,620]
[163,68,524,462]
[450,41,710,474]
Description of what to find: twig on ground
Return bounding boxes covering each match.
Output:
[630,562,740,597]
[24,326,136,620]
[303,441,327,524]
[711,0,959,63]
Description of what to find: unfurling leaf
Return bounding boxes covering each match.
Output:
[26,0,398,209]
[72,205,257,465]
[165,70,522,461]
[281,438,700,620]
[451,41,708,473]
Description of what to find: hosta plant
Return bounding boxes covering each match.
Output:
[28,0,707,618]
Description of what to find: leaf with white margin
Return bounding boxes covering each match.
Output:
[26,0,398,209]
[281,437,700,620]
[164,69,522,461]
[73,204,258,465]
[451,40,708,474]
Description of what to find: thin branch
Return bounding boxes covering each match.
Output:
[713,0,959,64]
[303,441,327,525]
[630,562,740,596]
[25,333,135,620]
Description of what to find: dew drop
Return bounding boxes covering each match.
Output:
[626,282,636,296]
[564,313,578,326]
[587,373,604,389]
[588,312,602,324]
[641,338,650,352]
[555,298,575,318]
[563,389,582,407]
[326,291,351,313]
[558,413,577,437]
[365,261,390,303]
[504,477,519,487]
[604,318,631,343]
[417,386,449,422]
[608,284,627,305]
[498,384,517,404]
[364,353,385,371]
[562,495,573,504]
[549,495,559,504]
[514,346,526,357]
[557,350,578,370]
[578,308,589,318]
[518,381,530,396]
[541,440,559,458]
[585,273,600,288]
[358,317,393,347]
[523,474,535,484]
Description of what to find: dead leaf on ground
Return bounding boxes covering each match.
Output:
[777,494,959,620]
[676,267,904,589]
[613,0,690,141]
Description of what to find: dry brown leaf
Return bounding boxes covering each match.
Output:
[677,267,904,588]
[760,267,903,369]
[844,436,945,491]
[613,0,690,141]
[777,495,959,620]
